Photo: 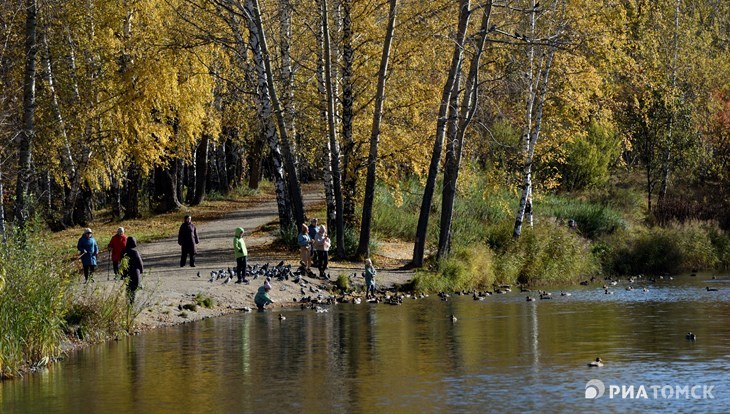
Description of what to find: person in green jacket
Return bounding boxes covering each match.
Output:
[234,227,248,284]
[254,281,274,310]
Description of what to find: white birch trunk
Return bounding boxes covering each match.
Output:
[243,0,293,229]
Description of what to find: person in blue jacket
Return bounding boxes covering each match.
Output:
[254,281,274,310]
[77,228,99,283]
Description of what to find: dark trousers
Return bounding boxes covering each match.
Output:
[236,256,247,282]
[180,251,195,267]
[127,270,140,304]
[83,264,96,282]
[316,251,328,276]
[112,261,120,276]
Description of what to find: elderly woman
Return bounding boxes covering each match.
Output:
[313,225,331,279]
[77,228,99,283]
[177,215,199,267]
[107,227,128,279]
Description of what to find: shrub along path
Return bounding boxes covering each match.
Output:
[92,184,414,332]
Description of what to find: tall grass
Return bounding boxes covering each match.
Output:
[541,195,627,239]
[65,283,132,342]
[601,221,726,275]
[0,228,73,378]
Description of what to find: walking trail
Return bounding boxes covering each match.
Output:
[106,184,415,331]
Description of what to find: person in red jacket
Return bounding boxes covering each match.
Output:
[107,227,128,279]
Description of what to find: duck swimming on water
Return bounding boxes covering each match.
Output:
[588,357,604,367]
[686,332,696,341]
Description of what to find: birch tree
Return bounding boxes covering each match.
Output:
[356,0,398,258]
[437,0,493,259]
[320,0,345,257]
[412,0,471,267]
[14,0,38,229]
[512,0,563,239]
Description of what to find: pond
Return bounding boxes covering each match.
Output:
[2,275,728,413]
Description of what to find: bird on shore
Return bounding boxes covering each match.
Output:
[197,271,200,278]
[686,332,696,341]
[450,315,458,322]
[588,357,604,367]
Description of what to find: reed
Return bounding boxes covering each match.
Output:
[0,228,73,378]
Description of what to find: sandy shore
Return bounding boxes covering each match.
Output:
[92,186,415,332]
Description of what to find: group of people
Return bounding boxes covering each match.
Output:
[77,227,143,303]
[76,214,378,310]
[297,218,331,279]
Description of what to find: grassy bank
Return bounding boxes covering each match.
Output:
[372,175,730,292]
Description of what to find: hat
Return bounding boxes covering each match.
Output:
[264,281,272,290]
[84,228,93,234]
[117,227,125,234]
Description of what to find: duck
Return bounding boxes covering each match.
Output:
[278,314,286,321]
[526,296,536,302]
[706,286,718,292]
[560,291,571,297]
[686,332,696,341]
[450,315,458,322]
[604,289,614,295]
[587,357,604,368]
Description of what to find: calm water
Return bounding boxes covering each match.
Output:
[2,276,729,413]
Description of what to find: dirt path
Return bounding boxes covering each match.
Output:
[109,184,415,331]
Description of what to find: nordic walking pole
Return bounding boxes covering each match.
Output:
[107,250,111,281]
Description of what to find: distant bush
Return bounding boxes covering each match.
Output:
[542,196,626,239]
[601,222,721,275]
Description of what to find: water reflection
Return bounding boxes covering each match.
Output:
[2,277,729,413]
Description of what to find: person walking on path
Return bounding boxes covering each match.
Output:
[313,225,331,279]
[178,215,199,267]
[254,280,274,310]
[107,227,128,279]
[297,223,311,273]
[364,258,377,299]
[234,227,249,284]
[77,228,99,283]
[122,237,144,304]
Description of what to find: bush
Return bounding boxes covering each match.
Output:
[194,293,215,308]
[412,245,498,293]
[601,222,721,275]
[275,224,299,251]
[496,222,598,286]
